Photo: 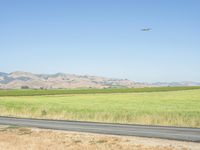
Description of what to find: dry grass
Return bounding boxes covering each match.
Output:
[0,125,199,150]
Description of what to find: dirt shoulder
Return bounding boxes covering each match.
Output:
[0,125,199,150]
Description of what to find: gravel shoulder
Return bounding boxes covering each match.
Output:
[0,125,199,150]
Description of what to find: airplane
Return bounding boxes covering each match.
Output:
[141,28,152,31]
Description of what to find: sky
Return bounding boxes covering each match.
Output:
[0,0,200,82]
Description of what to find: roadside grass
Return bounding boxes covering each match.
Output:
[0,89,200,127]
[0,125,32,135]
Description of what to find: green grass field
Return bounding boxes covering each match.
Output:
[0,87,200,127]
[0,86,200,96]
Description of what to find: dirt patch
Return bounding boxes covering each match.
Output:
[0,126,199,150]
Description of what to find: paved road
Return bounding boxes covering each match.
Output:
[0,116,200,142]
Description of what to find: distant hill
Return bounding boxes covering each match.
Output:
[0,71,199,89]
[0,71,145,89]
[152,81,200,87]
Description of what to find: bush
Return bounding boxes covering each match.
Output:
[21,86,29,89]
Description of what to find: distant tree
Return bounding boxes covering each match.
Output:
[21,85,29,89]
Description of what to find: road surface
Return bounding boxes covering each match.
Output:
[0,116,199,142]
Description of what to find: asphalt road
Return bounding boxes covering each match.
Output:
[0,116,200,142]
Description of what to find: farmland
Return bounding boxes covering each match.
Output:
[0,86,200,96]
[0,87,200,127]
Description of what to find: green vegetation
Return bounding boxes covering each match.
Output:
[0,88,200,127]
[0,86,200,96]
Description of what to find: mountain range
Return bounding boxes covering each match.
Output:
[0,71,199,89]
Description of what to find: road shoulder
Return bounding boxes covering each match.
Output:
[0,125,199,150]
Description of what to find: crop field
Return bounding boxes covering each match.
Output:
[0,86,200,96]
[0,87,200,127]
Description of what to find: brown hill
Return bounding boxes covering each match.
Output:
[0,71,145,89]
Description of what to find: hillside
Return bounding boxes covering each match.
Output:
[0,71,145,89]
[0,71,200,89]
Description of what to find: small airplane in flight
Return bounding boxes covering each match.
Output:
[141,28,152,31]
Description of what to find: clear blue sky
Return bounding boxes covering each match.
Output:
[0,0,200,82]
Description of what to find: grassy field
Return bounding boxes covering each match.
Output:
[0,86,200,96]
[0,88,200,127]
